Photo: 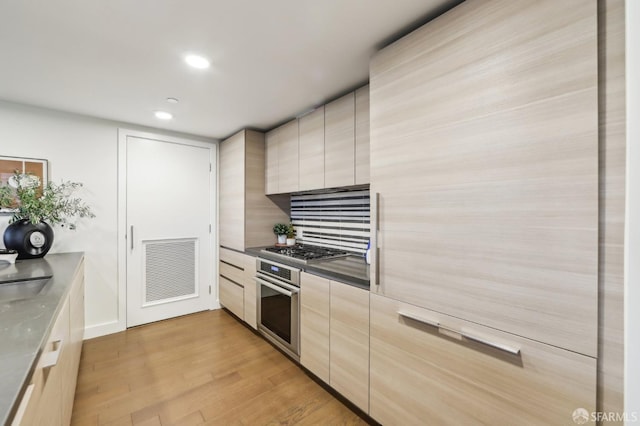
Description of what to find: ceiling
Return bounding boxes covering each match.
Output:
[0,0,457,140]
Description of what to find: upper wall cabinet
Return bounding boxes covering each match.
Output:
[355,85,370,185]
[220,129,289,250]
[325,92,355,188]
[265,119,299,194]
[298,106,325,191]
[266,85,370,195]
[370,0,598,356]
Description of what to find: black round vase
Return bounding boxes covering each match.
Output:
[3,219,54,260]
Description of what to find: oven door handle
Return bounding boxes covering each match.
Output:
[254,277,298,296]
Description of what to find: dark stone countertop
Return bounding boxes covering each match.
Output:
[0,252,84,425]
[244,246,369,289]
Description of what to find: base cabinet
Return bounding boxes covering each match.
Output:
[300,272,330,383]
[219,247,257,329]
[300,273,370,413]
[369,294,597,425]
[12,260,85,426]
[329,282,369,413]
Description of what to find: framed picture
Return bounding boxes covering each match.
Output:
[0,156,49,213]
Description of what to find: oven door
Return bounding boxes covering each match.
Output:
[256,273,300,359]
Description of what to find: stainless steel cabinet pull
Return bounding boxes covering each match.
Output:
[371,192,381,289]
[398,310,521,356]
[130,225,134,250]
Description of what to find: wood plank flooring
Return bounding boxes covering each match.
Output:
[71,310,368,425]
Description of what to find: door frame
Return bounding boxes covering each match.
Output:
[117,129,219,332]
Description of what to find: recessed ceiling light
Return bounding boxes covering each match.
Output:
[185,54,210,69]
[154,111,173,120]
[167,97,179,104]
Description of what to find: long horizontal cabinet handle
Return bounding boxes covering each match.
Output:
[253,277,298,297]
[398,310,521,356]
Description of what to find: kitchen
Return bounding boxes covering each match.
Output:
[0,0,638,425]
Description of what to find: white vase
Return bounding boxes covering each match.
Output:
[277,234,286,244]
[286,238,296,246]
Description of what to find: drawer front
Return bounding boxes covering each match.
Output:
[219,260,246,285]
[219,247,249,268]
[219,276,244,320]
[369,294,596,425]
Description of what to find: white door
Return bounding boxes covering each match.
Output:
[125,136,212,327]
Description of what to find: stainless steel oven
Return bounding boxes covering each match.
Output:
[255,258,301,360]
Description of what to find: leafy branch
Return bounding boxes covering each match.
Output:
[0,172,95,227]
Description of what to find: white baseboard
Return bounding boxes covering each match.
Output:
[83,319,125,340]
[83,305,224,340]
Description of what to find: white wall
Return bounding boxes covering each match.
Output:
[626,0,640,420]
[0,100,216,338]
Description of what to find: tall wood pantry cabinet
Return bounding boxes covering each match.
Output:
[218,129,288,328]
[369,0,599,424]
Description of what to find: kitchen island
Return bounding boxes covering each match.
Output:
[0,252,84,425]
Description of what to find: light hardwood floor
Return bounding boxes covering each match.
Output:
[71,310,368,425]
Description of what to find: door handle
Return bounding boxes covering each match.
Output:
[254,277,297,296]
[130,225,134,250]
[371,192,381,290]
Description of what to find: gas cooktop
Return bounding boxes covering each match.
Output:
[261,244,349,264]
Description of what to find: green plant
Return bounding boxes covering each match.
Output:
[273,223,288,236]
[0,172,95,227]
[286,223,295,239]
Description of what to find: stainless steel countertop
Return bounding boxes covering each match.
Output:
[244,247,369,289]
[0,252,84,425]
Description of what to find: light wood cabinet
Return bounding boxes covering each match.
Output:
[370,0,598,356]
[354,85,370,185]
[277,120,299,193]
[300,273,370,412]
[300,272,330,383]
[264,120,299,194]
[220,129,289,250]
[265,85,369,194]
[325,92,355,188]
[64,262,85,425]
[265,128,279,195]
[369,293,596,425]
[329,281,369,413]
[298,107,325,191]
[219,276,244,320]
[219,247,257,329]
[13,260,84,426]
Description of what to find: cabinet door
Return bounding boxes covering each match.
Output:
[241,254,258,329]
[300,272,330,383]
[298,107,325,191]
[370,0,598,355]
[277,119,299,193]
[325,92,355,188]
[265,128,279,194]
[354,85,370,185]
[219,131,246,250]
[64,261,85,425]
[32,297,70,426]
[369,294,596,425]
[330,282,369,413]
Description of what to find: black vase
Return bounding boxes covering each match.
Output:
[3,219,54,260]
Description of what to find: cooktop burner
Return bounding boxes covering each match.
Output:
[262,244,349,263]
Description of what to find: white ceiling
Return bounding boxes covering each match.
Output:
[0,0,457,139]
